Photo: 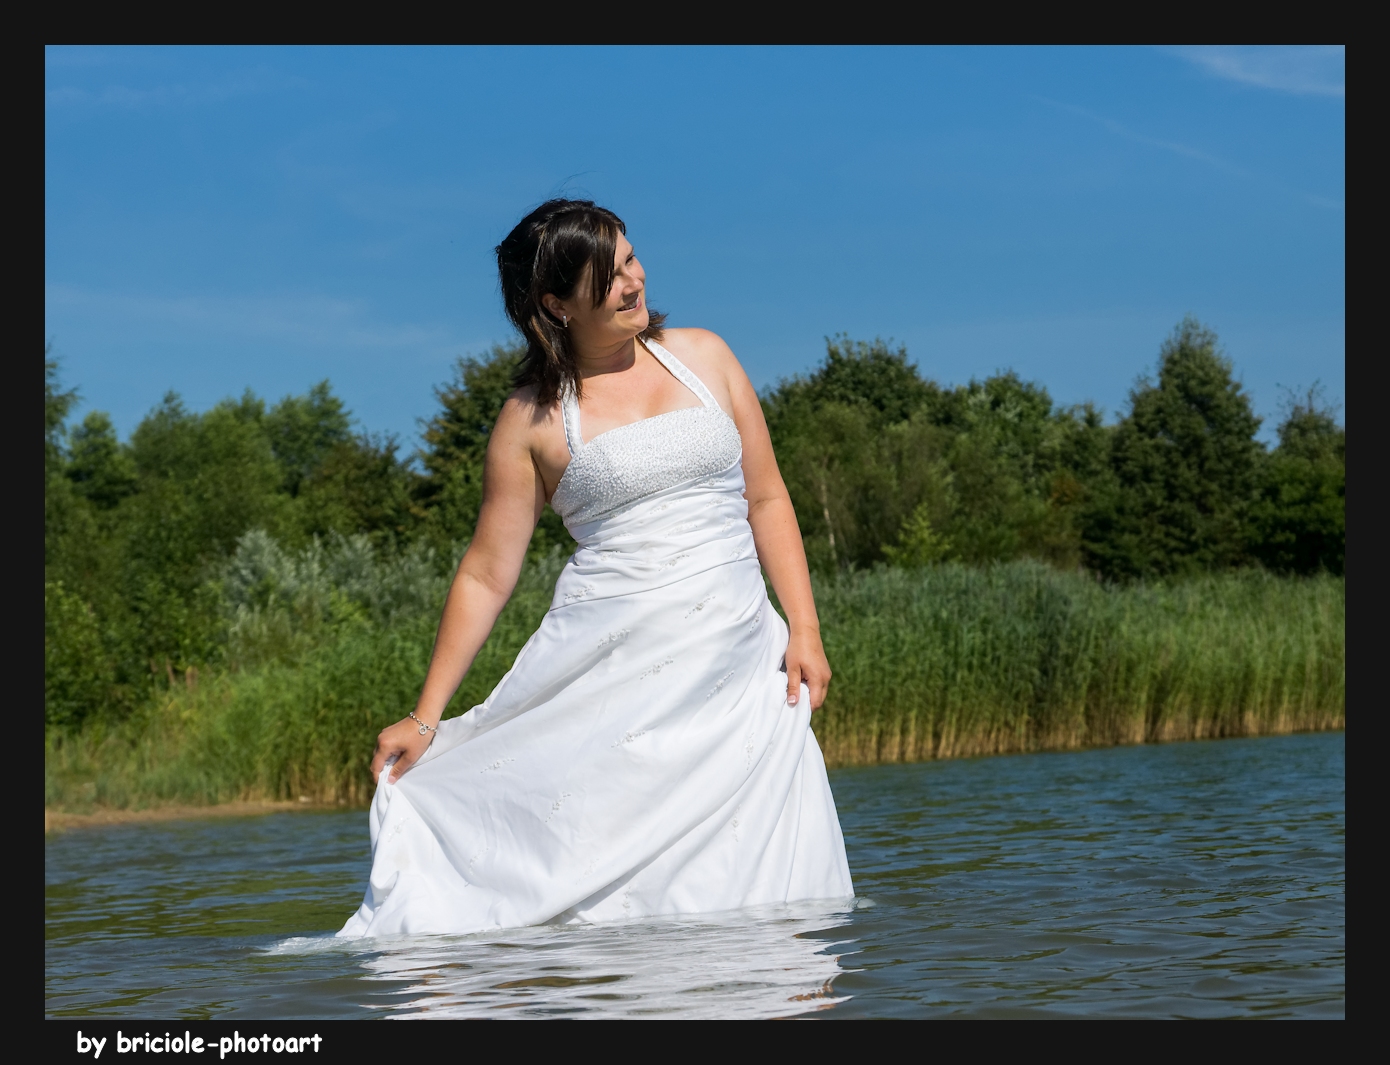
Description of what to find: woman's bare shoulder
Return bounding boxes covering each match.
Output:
[493,383,561,446]
[661,326,733,355]
[658,327,745,377]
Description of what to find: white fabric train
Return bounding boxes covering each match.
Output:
[338,341,854,938]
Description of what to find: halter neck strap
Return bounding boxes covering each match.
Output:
[644,339,720,411]
[559,384,584,459]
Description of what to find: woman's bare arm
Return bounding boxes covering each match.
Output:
[371,394,546,783]
[677,330,831,710]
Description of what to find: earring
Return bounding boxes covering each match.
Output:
[562,315,569,328]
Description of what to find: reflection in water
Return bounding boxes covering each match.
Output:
[46,732,1343,1018]
[273,901,857,1018]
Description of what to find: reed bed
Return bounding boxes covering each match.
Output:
[45,561,1343,811]
[812,563,1344,765]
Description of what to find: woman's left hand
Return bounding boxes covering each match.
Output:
[371,716,436,784]
[785,627,831,710]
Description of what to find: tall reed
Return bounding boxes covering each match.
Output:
[811,563,1344,765]
[45,561,1344,810]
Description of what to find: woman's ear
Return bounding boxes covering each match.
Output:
[541,294,566,320]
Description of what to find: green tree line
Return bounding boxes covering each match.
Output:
[45,318,1343,734]
[765,319,1342,579]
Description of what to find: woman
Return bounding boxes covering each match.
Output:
[339,200,853,938]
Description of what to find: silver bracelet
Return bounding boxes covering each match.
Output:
[409,711,438,737]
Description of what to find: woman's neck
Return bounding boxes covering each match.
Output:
[574,335,641,382]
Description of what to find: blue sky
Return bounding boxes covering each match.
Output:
[45,46,1344,448]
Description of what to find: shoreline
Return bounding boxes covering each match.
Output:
[44,799,334,834]
[46,727,1344,834]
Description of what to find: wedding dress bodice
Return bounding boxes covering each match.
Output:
[550,340,743,528]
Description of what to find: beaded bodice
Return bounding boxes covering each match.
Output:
[550,341,743,528]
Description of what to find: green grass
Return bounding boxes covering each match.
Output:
[45,561,1344,811]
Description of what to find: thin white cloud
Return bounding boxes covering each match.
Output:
[1166,46,1345,98]
[1036,97,1247,177]
[44,284,452,352]
[45,66,303,111]
[1038,97,1343,212]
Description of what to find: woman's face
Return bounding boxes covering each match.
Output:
[544,234,649,351]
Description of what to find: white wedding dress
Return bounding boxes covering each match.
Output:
[338,341,853,938]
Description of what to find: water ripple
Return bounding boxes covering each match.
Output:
[45,732,1343,1018]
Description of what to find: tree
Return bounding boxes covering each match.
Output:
[774,399,894,571]
[45,353,89,569]
[126,393,290,572]
[1251,386,1344,575]
[763,335,936,438]
[66,412,137,509]
[882,501,953,567]
[264,381,354,496]
[45,580,119,730]
[765,338,947,571]
[765,339,1095,571]
[1083,318,1263,579]
[297,432,417,546]
[45,348,77,479]
[929,373,1085,568]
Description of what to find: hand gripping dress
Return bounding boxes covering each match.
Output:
[338,341,854,938]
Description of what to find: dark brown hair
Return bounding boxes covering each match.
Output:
[496,199,666,407]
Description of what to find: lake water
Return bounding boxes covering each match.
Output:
[45,732,1344,1019]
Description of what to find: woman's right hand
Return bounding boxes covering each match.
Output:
[371,716,436,784]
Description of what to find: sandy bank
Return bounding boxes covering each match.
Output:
[44,798,342,834]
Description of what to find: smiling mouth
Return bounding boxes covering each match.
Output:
[617,294,642,313]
